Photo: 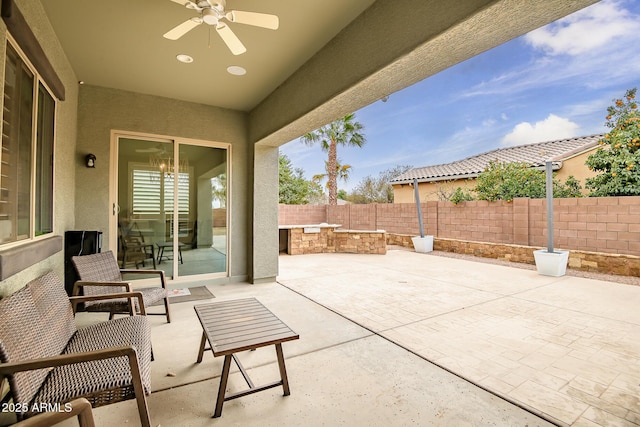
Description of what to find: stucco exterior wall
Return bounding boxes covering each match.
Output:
[0,1,78,296]
[394,179,476,203]
[76,85,251,281]
[555,151,599,191]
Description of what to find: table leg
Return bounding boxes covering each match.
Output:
[196,332,207,363]
[275,343,291,396]
[213,355,232,418]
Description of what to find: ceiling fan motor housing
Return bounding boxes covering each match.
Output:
[202,8,221,25]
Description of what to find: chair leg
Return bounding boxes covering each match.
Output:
[163,296,171,323]
[127,355,152,427]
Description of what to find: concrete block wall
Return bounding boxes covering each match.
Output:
[278,204,326,225]
[436,200,514,243]
[279,196,640,257]
[375,204,419,235]
[327,205,350,229]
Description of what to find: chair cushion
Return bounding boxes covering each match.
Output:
[28,271,77,355]
[34,315,152,407]
[83,286,167,313]
[71,251,122,284]
[0,285,50,406]
[0,271,76,406]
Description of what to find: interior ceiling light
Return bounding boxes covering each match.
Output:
[176,54,194,63]
[227,65,246,75]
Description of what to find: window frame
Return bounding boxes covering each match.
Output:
[0,36,57,248]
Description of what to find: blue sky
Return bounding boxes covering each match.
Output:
[280,0,640,192]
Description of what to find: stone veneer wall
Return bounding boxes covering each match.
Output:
[388,234,640,277]
[287,228,386,255]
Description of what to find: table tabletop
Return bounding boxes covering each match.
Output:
[194,298,299,356]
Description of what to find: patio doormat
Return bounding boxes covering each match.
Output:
[152,286,214,305]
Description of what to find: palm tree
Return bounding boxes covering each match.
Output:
[312,160,352,199]
[301,113,366,205]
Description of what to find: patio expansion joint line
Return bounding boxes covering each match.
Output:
[276,280,565,427]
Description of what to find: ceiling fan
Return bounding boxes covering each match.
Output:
[163,0,279,55]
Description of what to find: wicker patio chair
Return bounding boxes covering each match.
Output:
[0,271,152,427]
[72,250,171,323]
[118,223,156,269]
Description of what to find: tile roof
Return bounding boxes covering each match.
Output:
[390,134,603,184]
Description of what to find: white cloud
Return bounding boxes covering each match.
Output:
[502,114,579,146]
[460,1,640,101]
[525,0,640,56]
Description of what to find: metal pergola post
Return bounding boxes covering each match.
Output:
[413,178,424,238]
[546,161,554,253]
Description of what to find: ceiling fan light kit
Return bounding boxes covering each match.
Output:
[164,0,279,56]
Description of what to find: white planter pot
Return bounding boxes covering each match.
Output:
[412,235,434,253]
[533,249,569,277]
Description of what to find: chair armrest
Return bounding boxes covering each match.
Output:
[72,281,132,296]
[120,269,167,288]
[70,292,146,315]
[12,398,95,427]
[0,345,142,376]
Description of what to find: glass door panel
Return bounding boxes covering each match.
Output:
[176,144,227,277]
[117,137,227,280]
[118,138,174,276]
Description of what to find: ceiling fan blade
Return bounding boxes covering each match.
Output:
[163,18,201,40]
[216,23,246,55]
[169,0,189,5]
[226,10,279,30]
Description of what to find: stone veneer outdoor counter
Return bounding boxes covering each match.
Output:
[279,224,386,255]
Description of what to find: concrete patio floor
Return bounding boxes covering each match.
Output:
[60,249,638,426]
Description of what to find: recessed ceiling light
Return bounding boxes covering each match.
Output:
[227,66,246,76]
[176,54,194,63]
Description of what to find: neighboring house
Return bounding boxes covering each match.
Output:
[391,134,602,203]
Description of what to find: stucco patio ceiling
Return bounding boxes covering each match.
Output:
[40,0,598,145]
[41,0,375,111]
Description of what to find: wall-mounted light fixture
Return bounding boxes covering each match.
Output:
[85,154,96,168]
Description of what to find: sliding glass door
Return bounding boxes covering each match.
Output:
[116,135,228,281]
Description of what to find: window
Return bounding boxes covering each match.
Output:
[0,42,55,245]
[131,166,189,216]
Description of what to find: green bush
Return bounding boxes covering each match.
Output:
[474,160,582,201]
[585,88,640,196]
[449,187,474,204]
